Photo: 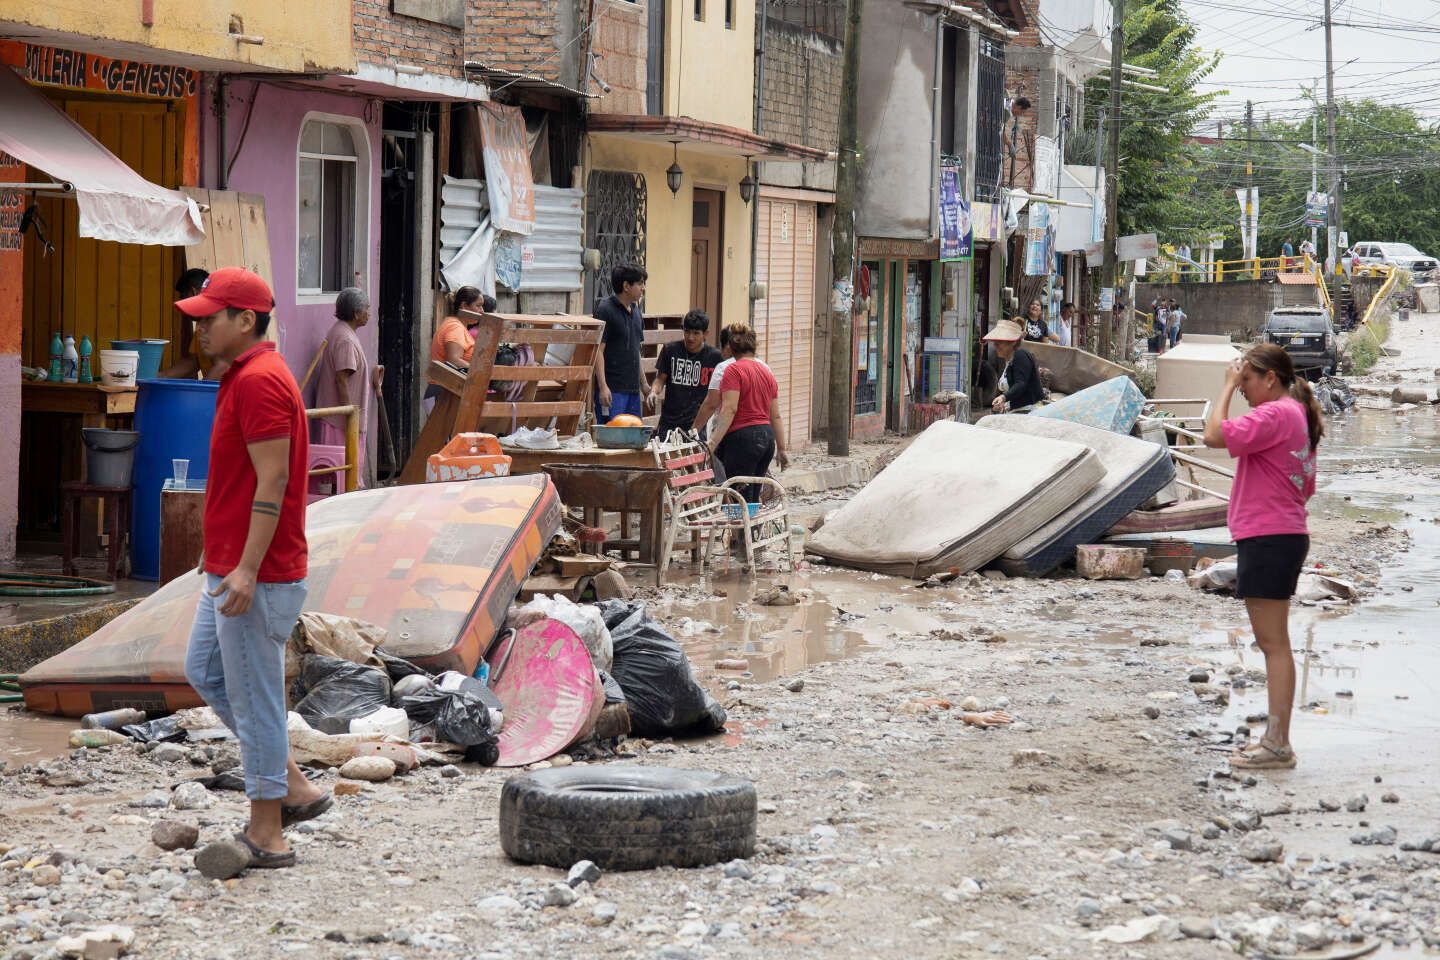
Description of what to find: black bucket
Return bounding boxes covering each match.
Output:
[81,428,141,488]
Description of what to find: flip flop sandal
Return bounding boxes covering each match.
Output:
[281,792,333,828]
[1230,742,1297,770]
[234,832,297,869]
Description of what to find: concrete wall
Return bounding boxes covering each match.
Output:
[665,0,755,130]
[1134,281,1288,341]
[202,81,382,395]
[588,0,648,115]
[855,1,936,239]
[0,0,353,73]
[586,136,751,326]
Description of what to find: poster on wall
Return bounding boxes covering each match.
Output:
[475,103,535,236]
[1024,203,1051,276]
[938,165,972,262]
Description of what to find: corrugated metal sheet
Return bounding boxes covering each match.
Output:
[439,175,488,269]
[439,178,581,293]
[520,186,584,292]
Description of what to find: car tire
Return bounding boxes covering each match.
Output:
[499,765,757,871]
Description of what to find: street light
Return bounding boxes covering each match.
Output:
[666,141,684,195]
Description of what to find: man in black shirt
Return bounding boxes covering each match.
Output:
[593,263,650,419]
[649,309,722,438]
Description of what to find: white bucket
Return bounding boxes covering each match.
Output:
[348,706,411,740]
[99,349,141,387]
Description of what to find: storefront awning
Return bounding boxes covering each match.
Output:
[586,115,829,163]
[0,66,203,246]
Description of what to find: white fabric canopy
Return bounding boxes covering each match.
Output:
[0,66,203,246]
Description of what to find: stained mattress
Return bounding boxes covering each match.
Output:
[805,421,1105,579]
[21,475,562,717]
[977,415,1177,576]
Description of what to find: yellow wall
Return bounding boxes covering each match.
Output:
[664,0,755,130]
[0,0,353,73]
[588,136,752,326]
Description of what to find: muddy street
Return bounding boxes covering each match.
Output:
[3,328,1440,960]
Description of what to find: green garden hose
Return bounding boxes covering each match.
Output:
[1,674,21,704]
[0,571,115,597]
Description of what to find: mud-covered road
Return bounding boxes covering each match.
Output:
[2,319,1438,960]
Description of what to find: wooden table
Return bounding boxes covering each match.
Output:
[21,382,138,554]
[502,444,659,477]
[539,464,671,586]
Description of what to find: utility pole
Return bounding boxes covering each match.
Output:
[1323,0,1341,271]
[827,0,862,456]
[1310,106,1318,253]
[1098,0,1123,360]
[1245,99,1255,272]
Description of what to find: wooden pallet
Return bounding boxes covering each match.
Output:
[399,312,604,485]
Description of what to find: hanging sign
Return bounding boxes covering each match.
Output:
[475,102,535,235]
[1024,203,1050,276]
[938,165,972,262]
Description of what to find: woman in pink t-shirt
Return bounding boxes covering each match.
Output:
[1203,343,1324,771]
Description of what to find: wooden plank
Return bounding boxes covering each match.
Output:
[181,187,219,273]
[473,401,587,418]
[496,328,606,345]
[399,391,458,485]
[486,365,592,382]
[453,314,505,431]
[643,329,685,344]
[237,193,274,287]
[207,193,245,272]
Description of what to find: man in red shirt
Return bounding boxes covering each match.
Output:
[178,268,330,870]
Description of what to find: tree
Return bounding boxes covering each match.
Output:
[1081,0,1221,244]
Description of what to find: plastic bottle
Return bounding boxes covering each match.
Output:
[61,335,78,382]
[80,707,146,730]
[68,729,130,748]
[78,335,93,384]
[48,333,63,382]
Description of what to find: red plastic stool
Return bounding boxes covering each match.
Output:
[62,482,132,582]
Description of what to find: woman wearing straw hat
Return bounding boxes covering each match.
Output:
[983,318,1043,413]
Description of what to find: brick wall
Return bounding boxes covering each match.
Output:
[760,20,841,150]
[466,0,564,80]
[354,0,464,78]
[588,0,647,116]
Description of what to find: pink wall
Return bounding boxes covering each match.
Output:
[201,79,382,396]
[0,357,16,560]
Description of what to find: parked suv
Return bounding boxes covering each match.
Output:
[1262,306,1337,378]
[1346,242,1439,278]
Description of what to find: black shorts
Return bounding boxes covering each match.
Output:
[1235,534,1309,600]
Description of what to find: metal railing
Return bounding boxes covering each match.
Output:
[305,404,361,494]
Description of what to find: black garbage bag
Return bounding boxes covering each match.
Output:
[597,669,626,705]
[121,715,185,743]
[291,655,393,736]
[597,600,726,738]
[375,649,431,684]
[398,684,500,765]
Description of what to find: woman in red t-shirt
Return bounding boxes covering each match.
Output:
[707,323,789,502]
[1202,343,1324,771]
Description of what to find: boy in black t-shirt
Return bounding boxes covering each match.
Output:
[648,309,722,438]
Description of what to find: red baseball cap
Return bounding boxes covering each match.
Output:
[174,267,274,318]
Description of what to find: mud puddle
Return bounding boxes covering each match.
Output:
[0,705,76,766]
[652,567,943,687]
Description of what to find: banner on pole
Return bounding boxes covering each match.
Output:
[1024,203,1051,276]
[1305,191,1327,228]
[938,165,972,261]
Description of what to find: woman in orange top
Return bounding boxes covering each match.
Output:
[425,287,482,414]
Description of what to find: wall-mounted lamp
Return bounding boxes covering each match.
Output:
[739,156,756,204]
[666,141,684,196]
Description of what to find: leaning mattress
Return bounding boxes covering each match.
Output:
[21,475,562,717]
[805,420,1105,579]
[977,415,1177,576]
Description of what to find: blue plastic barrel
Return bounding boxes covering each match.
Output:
[131,379,219,581]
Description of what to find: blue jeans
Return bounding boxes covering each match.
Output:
[596,389,642,420]
[185,574,307,801]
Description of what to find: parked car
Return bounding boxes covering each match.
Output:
[1345,242,1439,277]
[1262,306,1337,379]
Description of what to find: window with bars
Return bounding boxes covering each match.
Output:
[974,36,1006,203]
[584,171,648,307]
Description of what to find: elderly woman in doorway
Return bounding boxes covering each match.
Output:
[706,323,790,503]
[985,318,1044,413]
[314,287,373,488]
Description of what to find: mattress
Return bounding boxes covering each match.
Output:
[1031,375,1146,433]
[1108,496,1229,535]
[805,421,1105,579]
[978,415,1178,576]
[21,475,562,717]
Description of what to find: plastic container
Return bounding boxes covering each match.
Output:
[81,707,147,730]
[348,706,411,740]
[61,335,78,382]
[426,432,512,482]
[110,339,170,381]
[131,379,219,580]
[99,349,140,387]
[594,424,654,449]
[81,428,141,488]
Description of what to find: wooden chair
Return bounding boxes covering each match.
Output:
[655,440,793,574]
[61,482,130,582]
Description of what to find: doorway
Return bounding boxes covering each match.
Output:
[690,188,723,335]
[377,104,420,479]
